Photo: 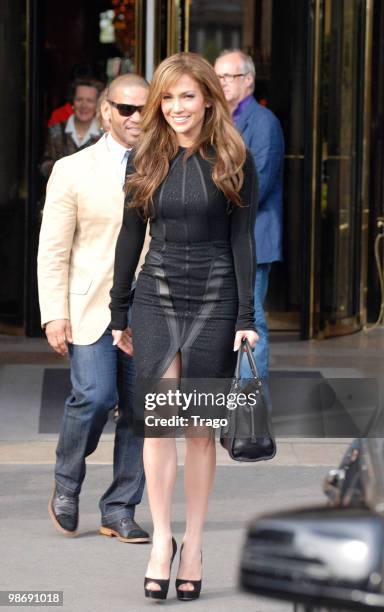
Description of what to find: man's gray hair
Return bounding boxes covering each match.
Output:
[217,49,256,91]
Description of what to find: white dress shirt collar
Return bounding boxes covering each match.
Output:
[105,132,132,187]
[65,115,100,148]
[106,132,130,161]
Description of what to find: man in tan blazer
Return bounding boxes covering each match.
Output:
[38,74,150,542]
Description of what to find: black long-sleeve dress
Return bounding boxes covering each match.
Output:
[110,148,258,379]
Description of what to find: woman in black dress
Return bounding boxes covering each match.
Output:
[110,52,258,601]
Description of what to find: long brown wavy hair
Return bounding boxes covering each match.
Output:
[126,52,247,218]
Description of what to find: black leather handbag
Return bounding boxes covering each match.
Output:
[220,339,276,462]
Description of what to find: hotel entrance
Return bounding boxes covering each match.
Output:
[0,0,379,338]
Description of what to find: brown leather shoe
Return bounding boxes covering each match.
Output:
[100,517,150,543]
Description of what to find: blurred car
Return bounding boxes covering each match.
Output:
[239,439,384,611]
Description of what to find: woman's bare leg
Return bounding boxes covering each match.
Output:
[177,427,216,590]
[144,352,181,591]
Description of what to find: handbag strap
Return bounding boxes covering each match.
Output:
[234,338,261,380]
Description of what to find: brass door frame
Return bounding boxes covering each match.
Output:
[308,0,323,339]
[135,0,145,74]
[360,0,374,327]
[184,0,190,51]
[153,0,183,65]
[167,0,192,55]
[167,0,180,55]
[320,0,372,338]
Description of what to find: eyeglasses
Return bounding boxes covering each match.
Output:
[108,100,144,117]
[216,73,249,83]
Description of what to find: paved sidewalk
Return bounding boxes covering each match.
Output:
[0,464,329,612]
[1,331,383,611]
[2,330,382,466]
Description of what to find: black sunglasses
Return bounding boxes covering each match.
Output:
[108,100,144,117]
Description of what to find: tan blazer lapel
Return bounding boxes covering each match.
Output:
[91,135,124,205]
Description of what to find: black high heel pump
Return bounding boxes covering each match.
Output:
[144,537,177,600]
[175,543,202,601]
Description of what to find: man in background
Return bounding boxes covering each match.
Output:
[38,74,150,542]
[215,49,284,384]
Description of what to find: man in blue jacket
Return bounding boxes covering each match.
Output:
[215,49,284,383]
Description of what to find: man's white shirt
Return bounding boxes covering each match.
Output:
[105,132,131,187]
[64,115,100,148]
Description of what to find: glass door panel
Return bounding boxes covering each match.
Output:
[317,0,364,336]
[186,0,367,338]
[0,0,27,332]
[188,0,246,61]
[187,0,306,332]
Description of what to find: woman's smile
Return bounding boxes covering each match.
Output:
[161,74,209,146]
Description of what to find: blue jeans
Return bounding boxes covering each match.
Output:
[241,264,272,406]
[54,328,145,521]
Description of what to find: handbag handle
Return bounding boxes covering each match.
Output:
[234,338,260,380]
